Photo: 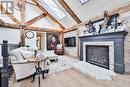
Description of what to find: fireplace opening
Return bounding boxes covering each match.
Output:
[86,46,109,69]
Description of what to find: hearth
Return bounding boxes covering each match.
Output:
[86,46,109,69]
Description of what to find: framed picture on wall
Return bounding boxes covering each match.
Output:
[46,33,60,50]
[80,0,89,5]
[36,35,41,50]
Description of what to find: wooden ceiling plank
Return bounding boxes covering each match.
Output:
[58,0,81,24]
[32,0,65,30]
[25,13,47,26]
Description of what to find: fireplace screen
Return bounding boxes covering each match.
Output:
[86,46,109,69]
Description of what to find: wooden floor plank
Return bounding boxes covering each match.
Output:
[9,68,130,87]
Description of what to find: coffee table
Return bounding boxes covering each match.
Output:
[27,57,49,87]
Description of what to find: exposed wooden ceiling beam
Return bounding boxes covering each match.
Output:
[25,13,47,26]
[26,26,63,33]
[32,0,65,30]
[0,4,21,24]
[0,22,62,33]
[20,0,26,25]
[58,0,81,24]
[63,28,77,33]
[0,21,20,29]
[25,1,37,6]
[112,3,130,15]
[64,3,130,33]
[20,0,26,46]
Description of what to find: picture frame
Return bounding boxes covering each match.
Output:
[36,35,41,50]
[46,33,60,50]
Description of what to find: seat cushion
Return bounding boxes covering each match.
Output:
[43,50,58,57]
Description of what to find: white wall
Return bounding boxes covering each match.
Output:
[25,31,37,50]
[0,27,20,59]
[0,27,20,44]
[120,11,130,72]
[64,30,78,57]
[0,28,38,58]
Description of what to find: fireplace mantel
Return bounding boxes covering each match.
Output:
[79,31,128,74]
[79,31,128,39]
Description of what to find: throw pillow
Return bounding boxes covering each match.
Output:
[19,50,34,59]
[9,48,24,60]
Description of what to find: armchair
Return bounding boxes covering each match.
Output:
[9,47,50,81]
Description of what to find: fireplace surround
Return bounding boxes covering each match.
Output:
[83,41,114,71]
[79,31,128,74]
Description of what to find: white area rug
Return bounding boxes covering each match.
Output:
[48,56,116,80]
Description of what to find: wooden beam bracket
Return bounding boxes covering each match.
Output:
[25,13,47,26]
[58,0,81,24]
[0,4,21,24]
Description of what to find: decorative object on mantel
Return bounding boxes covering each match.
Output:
[82,10,128,36]
[103,10,110,29]
[83,20,96,35]
[88,20,96,33]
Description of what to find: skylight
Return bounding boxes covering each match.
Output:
[38,0,66,20]
[80,0,89,5]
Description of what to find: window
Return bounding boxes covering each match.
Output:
[38,0,66,20]
[80,0,89,5]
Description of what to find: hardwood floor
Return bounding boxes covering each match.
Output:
[10,68,130,87]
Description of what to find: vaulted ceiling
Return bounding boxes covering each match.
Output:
[0,0,80,31]
[0,0,130,32]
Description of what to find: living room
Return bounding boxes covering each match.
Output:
[0,0,130,87]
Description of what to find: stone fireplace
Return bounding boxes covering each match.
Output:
[79,31,128,74]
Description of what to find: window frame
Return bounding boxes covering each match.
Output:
[38,0,66,20]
